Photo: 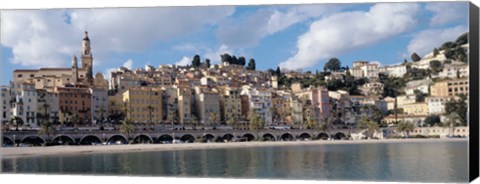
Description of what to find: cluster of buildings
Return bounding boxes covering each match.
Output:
[0,32,470,130]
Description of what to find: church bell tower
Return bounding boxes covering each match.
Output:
[81,31,94,85]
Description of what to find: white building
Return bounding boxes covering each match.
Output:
[91,88,109,124]
[351,61,379,78]
[241,85,273,125]
[436,63,469,79]
[1,86,11,125]
[11,82,38,128]
[36,89,60,124]
[380,65,407,78]
[426,96,451,115]
[395,95,416,109]
[405,78,432,95]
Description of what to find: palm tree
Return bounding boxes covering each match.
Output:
[191,114,199,130]
[38,121,56,145]
[209,112,219,129]
[357,116,379,139]
[71,114,80,131]
[226,115,237,129]
[167,110,177,130]
[446,112,462,137]
[396,121,415,138]
[120,118,135,144]
[10,116,24,131]
[145,105,156,130]
[321,117,334,137]
[96,106,107,130]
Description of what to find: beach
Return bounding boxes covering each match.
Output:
[0,138,468,159]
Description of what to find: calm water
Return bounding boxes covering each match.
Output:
[1,141,469,182]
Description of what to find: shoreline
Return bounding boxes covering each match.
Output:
[0,138,468,159]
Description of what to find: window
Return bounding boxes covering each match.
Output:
[18,74,23,78]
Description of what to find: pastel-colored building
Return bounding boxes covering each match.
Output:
[430,78,469,97]
[122,87,163,124]
[241,85,273,126]
[57,85,92,124]
[195,87,221,126]
[1,86,11,125]
[403,102,429,116]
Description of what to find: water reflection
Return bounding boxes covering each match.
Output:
[2,141,468,182]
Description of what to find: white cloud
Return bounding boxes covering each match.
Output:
[279,3,420,70]
[216,4,340,48]
[407,25,468,57]
[175,56,191,66]
[123,59,133,69]
[425,2,468,26]
[1,7,235,67]
[203,44,235,64]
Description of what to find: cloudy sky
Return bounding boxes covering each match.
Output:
[1,2,469,84]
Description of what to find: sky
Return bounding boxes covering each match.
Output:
[0,2,469,85]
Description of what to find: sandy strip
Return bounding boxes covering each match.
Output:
[0,138,468,159]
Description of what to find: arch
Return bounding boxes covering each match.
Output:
[221,133,234,142]
[52,135,76,145]
[107,135,128,145]
[333,132,347,140]
[262,133,276,141]
[316,132,330,140]
[20,136,45,146]
[180,134,195,143]
[157,134,173,144]
[132,134,153,144]
[79,135,103,145]
[2,136,15,147]
[241,133,255,142]
[280,133,294,141]
[299,133,312,140]
[202,134,216,142]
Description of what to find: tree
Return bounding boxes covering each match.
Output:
[357,116,379,139]
[424,115,441,127]
[191,114,199,129]
[226,115,238,129]
[445,112,462,137]
[96,106,107,130]
[410,53,421,62]
[403,58,408,64]
[38,120,56,145]
[192,54,201,67]
[441,41,456,50]
[208,112,219,129]
[205,58,211,68]
[145,105,156,129]
[361,105,384,125]
[221,54,232,64]
[247,59,256,70]
[396,121,414,137]
[248,111,264,131]
[71,114,80,130]
[120,118,135,143]
[238,56,246,66]
[275,66,281,77]
[324,58,341,72]
[10,116,24,131]
[433,48,440,56]
[445,95,468,125]
[455,32,468,45]
[429,60,443,74]
[413,89,427,102]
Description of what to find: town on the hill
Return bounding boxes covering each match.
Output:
[1,31,470,144]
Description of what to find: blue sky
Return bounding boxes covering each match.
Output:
[1,2,469,85]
